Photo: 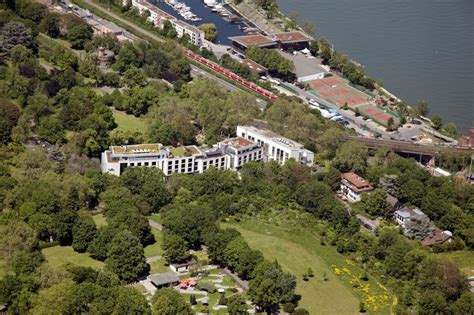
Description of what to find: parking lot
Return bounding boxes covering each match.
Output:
[276,50,328,78]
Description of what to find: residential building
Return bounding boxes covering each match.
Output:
[169,259,196,273]
[340,172,374,202]
[148,272,179,289]
[421,229,453,247]
[236,125,314,166]
[393,207,426,226]
[170,20,205,46]
[101,136,262,176]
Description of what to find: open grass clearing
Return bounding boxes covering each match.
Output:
[148,258,170,274]
[42,246,104,270]
[92,213,107,228]
[111,108,148,134]
[435,249,474,276]
[223,220,392,314]
[144,227,164,258]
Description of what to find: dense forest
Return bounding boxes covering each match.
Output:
[1,0,473,314]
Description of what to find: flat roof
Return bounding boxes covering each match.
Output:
[240,59,268,73]
[149,272,179,286]
[239,125,304,150]
[229,35,278,48]
[222,137,256,149]
[273,31,311,43]
[111,144,162,155]
[169,146,202,157]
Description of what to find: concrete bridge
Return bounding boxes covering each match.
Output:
[345,136,474,157]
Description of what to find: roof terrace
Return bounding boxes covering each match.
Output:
[111,144,162,155]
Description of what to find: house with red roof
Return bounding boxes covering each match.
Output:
[340,172,374,202]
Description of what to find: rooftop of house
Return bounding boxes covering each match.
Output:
[273,31,311,43]
[221,137,256,149]
[386,193,401,208]
[421,229,452,247]
[395,207,425,218]
[341,172,374,192]
[149,272,179,286]
[111,144,162,155]
[169,146,202,157]
[239,59,268,73]
[170,259,196,268]
[229,34,278,48]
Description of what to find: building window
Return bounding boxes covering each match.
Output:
[137,162,142,166]
[152,161,156,166]
[144,162,149,166]
[130,163,135,166]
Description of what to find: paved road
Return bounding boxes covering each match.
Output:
[148,219,163,231]
[80,0,165,43]
[222,267,249,290]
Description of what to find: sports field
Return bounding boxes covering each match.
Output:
[359,104,397,125]
[307,76,371,107]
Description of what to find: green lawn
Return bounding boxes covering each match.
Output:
[112,108,147,134]
[42,246,104,270]
[148,259,170,274]
[92,213,108,228]
[0,259,9,279]
[223,221,392,314]
[144,227,164,258]
[435,249,474,276]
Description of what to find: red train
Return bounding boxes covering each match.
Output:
[184,50,278,101]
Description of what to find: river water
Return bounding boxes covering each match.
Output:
[276,0,473,132]
[152,0,244,44]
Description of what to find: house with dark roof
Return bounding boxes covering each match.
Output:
[149,272,179,289]
[421,229,453,247]
[386,193,403,213]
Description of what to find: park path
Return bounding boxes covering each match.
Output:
[148,219,163,231]
[146,255,162,263]
[222,267,249,290]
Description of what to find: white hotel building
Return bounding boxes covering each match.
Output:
[236,125,314,166]
[101,126,313,176]
[101,136,263,176]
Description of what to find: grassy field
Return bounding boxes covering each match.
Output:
[112,109,148,134]
[223,221,393,314]
[435,249,474,276]
[144,227,164,258]
[42,246,104,270]
[92,213,108,228]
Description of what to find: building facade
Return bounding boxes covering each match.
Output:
[101,136,263,176]
[101,126,312,176]
[236,125,314,166]
[340,172,374,202]
[170,20,205,47]
[393,207,426,226]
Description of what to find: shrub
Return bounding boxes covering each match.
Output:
[359,272,369,281]
[218,293,227,305]
[197,281,216,293]
[283,302,295,313]
[307,268,314,278]
[359,301,366,313]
